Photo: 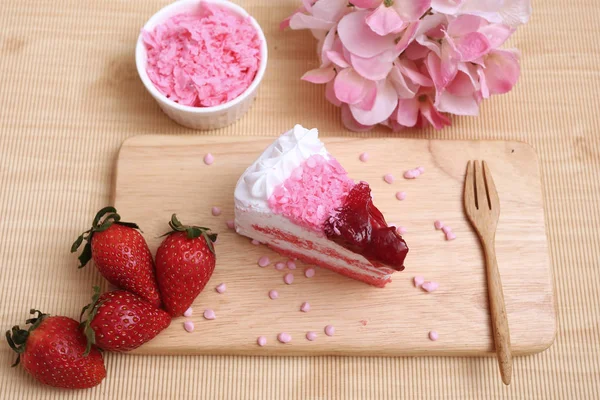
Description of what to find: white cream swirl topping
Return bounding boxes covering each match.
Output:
[235,125,328,209]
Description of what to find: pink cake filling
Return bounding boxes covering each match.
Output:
[268,155,354,233]
[143,3,261,107]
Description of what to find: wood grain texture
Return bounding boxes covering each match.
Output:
[113,135,554,357]
[1,0,599,398]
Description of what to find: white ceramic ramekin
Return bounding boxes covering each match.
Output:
[135,0,268,130]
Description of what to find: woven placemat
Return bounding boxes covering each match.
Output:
[1,0,599,398]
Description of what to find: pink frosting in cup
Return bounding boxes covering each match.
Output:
[143,3,261,107]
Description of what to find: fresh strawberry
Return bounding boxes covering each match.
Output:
[72,207,162,308]
[6,309,106,389]
[155,214,217,316]
[80,287,171,352]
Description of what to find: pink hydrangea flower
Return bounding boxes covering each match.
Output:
[284,0,530,131]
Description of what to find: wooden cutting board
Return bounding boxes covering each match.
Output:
[112,135,555,356]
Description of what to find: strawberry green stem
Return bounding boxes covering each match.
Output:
[162,214,217,255]
[5,309,48,367]
[79,286,103,356]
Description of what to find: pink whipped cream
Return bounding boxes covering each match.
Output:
[143,3,261,107]
[269,154,354,232]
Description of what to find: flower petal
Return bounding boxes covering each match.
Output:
[311,0,348,23]
[290,13,335,31]
[426,51,457,91]
[420,99,452,129]
[326,51,350,68]
[395,22,420,53]
[499,0,532,27]
[435,91,479,116]
[446,70,476,96]
[398,59,434,87]
[389,64,418,98]
[431,0,465,14]
[280,5,307,31]
[479,23,514,49]
[391,0,432,21]
[482,49,520,95]
[326,80,342,106]
[351,0,382,8]
[333,68,373,104]
[447,14,487,37]
[350,79,398,125]
[354,83,378,111]
[395,98,420,127]
[341,104,375,132]
[451,31,491,62]
[301,66,336,84]
[338,11,396,58]
[320,25,338,66]
[366,3,407,36]
[350,50,397,81]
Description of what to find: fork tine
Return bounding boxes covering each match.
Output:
[482,161,500,211]
[464,161,476,212]
[474,160,490,210]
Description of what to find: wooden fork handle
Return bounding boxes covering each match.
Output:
[482,239,513,385]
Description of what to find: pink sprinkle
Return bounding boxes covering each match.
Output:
[360,320,368,326]
[395,191,407,201]
[284,273,294,285]
[251,239,261,245]
[404,169,419,179]
[417,166,425,174]
[215,283,226,294]
[257,336,267,347]
[434,220,444,230]
[396,226,407,235]
[258,256,270,267]
[446,232,457,241]
[359,152,369,162]
[306,157,317,168]
[324,325,335,337]
[422,281,439,293]
[183,307,193,317]
[226,220,235,229]
[300,302,310,312]
[277,332,292,343]
[413,276,424,288]
[204,153,214,165]
[442,226,452,234]
[203,309,216,320]
[269,290,279,300]
[275,262,286,271]
[304,268,315,278]
[429,331,439,341]
[183,321,194,333]
[286,260,297,270]
[211,206,222,216]
[383,173,394,184]
[306,331,317,341]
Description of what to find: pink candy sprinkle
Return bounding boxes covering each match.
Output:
[278,332,292,343]
[442,226,452,234]
[284,273,294,285]
[203,309,216,320]
[434,220,444,230]
[286,260,296,270]
[383,173,394,184]
[396,226,407,235]
[446,232,457,241]
[183,321,195,333]
[404,169,421,179]
[300,302,310,312]
[251,239,261,245]
[359,152,369,162]
[429,331,439,341]
[306,331,317,341]
[257,336,267,347]
[204,153,214,165]
[211,207,221,216]
[258,256,270,267]
[226,220,235,229]
[422,281,439,293]
[324,325,335,337]
[304,268,315,278]
[395,191,407,201]
[269,290,279,300]
[275,262,286,271]
[215,283,226,294]
[183,307,193,317]
[413,276,424,288]
[417,166,425,174]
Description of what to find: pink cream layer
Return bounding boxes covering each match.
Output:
[143,4,261,107]
[268,155,355,233]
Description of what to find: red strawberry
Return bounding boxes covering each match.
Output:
[6,310,106,389]
[155,214,217,316]
[80,287,171,352]
[72,207,162,308]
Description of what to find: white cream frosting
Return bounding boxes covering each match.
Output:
[234,125,328,211]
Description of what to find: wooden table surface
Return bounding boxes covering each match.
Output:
[1,0,599,398]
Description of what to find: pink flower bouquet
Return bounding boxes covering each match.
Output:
[282,0,531,131]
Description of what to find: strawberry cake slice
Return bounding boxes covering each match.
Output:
[234,125,408,287]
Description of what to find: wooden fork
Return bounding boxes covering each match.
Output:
[464,160,513,385]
